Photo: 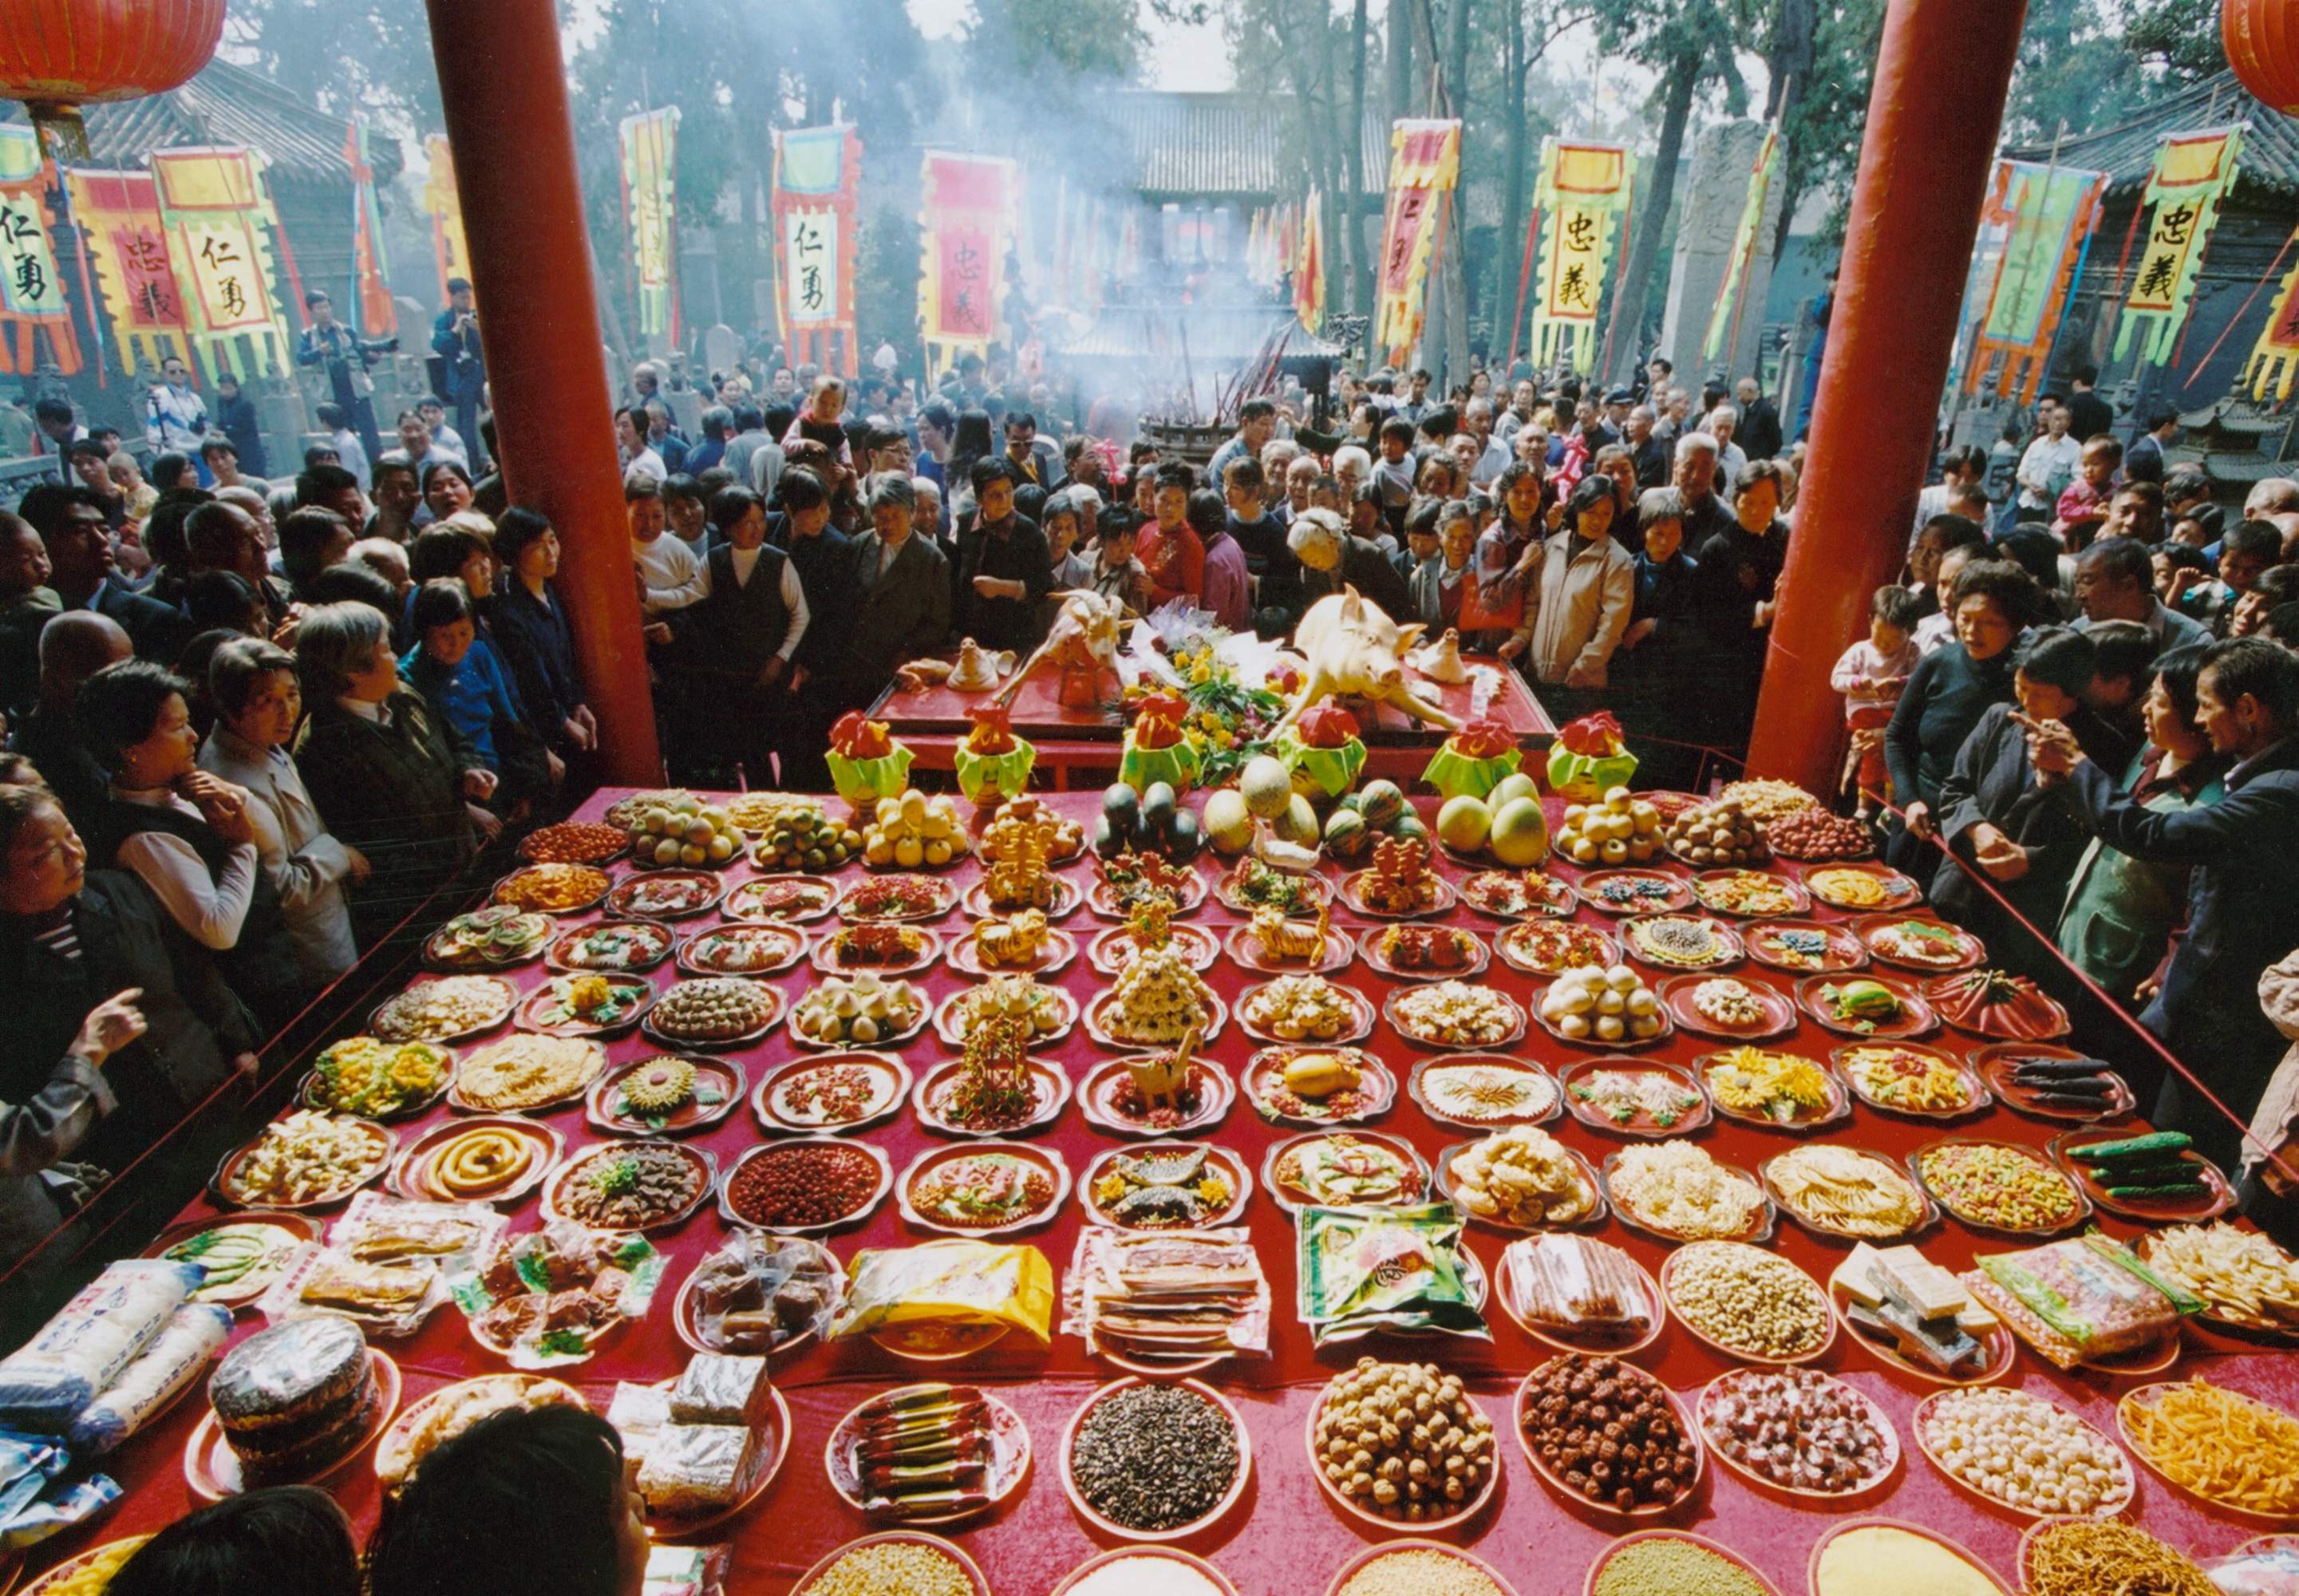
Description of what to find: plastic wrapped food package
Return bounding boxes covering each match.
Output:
[65,1303,232,1455]
[0,1259,199,1432]
[1298,1203,1489,1345]
[824,1241,1054,1345]
[1969,1235,2197,1365]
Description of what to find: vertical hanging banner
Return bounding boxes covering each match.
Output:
[1529,139,1635,370]
[1295,187,1325,336]
[150,146,293,377]
[0,125,81,376]
[2115,125,2245,366]
[2243,223,2299,402]
[1960,158,2105,402]
[918,152,1017,378]
[61,166,190,376]
[345,118,396,338]
[1701,123,1781,364]
[618,107,681,343]
[770,124,861,376]
[1373,118,1461,365]
[421,134,470,302]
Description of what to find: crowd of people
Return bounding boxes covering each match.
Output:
[2,332,2299,1296]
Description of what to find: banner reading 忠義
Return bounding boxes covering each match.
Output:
[619,107,681,343]
[421,135,471,304]
[1373,118,1460,366]
[61,164,191,377]
[1961,157,2106,403]
[2115,124,2245,366]
[1701,123,1780,365]
[1531,139,1635,372]
[2243,223,2299,403]
[0,125,82,377]
[918,152,1017,379]
[149,145,293,377]
[772,124,861,377]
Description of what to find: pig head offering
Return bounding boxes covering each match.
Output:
[1274,587,1460,732]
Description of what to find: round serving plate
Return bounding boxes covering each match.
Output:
[788,1531,989,1596]
[1827,1278,2016,1387]
[1805,1520,2013,1596]
[1497,1235,1666,1357]
[722,874,837,924]
[1090,920,1218,975]
[585,1054,743,1137]
[1658,972,1798,1043]
[184,1351,402,1499]
[1582,1532,1779,1596]
[911,1053,1072,1138]
[1971,1042,2135,1124]
[1075,1055,1236,1139]
[895,1140,1072,1238]
[717,1138,895,1236]
[1223,918,1355,975]
[822,1386,1031,1527]
[1057,1377,1252,1543]
[1306,1385,1499,1536]
[751,1052,912,1135]
[643,1381,792,1543]
[1077,1141,1253,1231]
[1357,922,1490,982]
[678,921,811,978]
[1743,918,1868,975]
[1057,1547,1240,1596]
[1696,1369,1899,1500]
[1234,978,1377,1047]
[2116,1383,2299,1527]
[1910,1389,2134,1523]
[390,1115,563,1206]
[671,1235,845,1359]
[1514,1360,1702,1521]
[947,922,1079,978]
[1659,1245,1836,1366]
[539,1140,717,1234]
[1326,1543,1523,1596]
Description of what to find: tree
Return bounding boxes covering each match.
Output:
[219,0,441,134]
[1595,0,1746,384]
[1346,0,1372,315]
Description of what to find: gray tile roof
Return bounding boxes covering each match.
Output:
[1100,90,1387,201]
[2000,71,2296,200]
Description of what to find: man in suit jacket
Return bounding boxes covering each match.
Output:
[16,485,194,665]
[2032,638,2299,1175]
[2123,404,2179,485]
[849,476,951,693]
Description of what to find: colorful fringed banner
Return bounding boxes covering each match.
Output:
[618,107,681,342]
[2115,124,2245,366]
[771,124,862,376]
[1373,118,1460,365]
[0,125,82,376]
[149,145,293,377]
[1701,123,1780,364]
[1962,157,2106,402]
[918,152,1017,378]
[1529,139,1634,370]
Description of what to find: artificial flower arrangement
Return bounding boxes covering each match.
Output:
[1272,701,1366,801]
[1545,710,1638,800]
[825,712,914,808]
[1420,715,1523,802]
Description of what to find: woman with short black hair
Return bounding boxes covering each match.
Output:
[1885,559,2040,870]
[421,459,475,524]
[366,1404,646,1596]
[488,508,597,758]
[109,1487,357,1596]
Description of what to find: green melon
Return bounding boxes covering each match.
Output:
[1202,788,1254,855]
[1277,792,1322,847]
[1489,796,1550,866]
[1490,772,1539,810]
[1436,796,1492,852]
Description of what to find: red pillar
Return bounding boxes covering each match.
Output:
[1744,0,2029,792]
[425,0,661,784]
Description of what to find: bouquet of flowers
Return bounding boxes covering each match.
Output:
[824,712,914,809]
[1545,710,1638,800]
[953,704,1036,806]
[1420,716,1523,802]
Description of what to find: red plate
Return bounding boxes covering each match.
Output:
[717,1139,895,1235]
[1385,982,1529,1050]
[1557,1057,1711,1136]
[1744,918,1868,974]
[1828,1278,2017,1386]
[1236,978,1377,1045]
[824,1388,1031,1527]
[545,919,674,972]
[140,1213,321,1309]
[1262,1128,1432,1213]
[1077,1142,1253,1229]
[1695,1050,1853,1132]
[721,874,836,924]
[1853,914,1985,972]
[2048,1128,2237,1223]
[390,1116,563,1205]
[1696,1369,1896,1498]
[1760,1145,1938,1240]
[212,1116,396,1209]
[1312,1384,1498,1534]
[539,1140,717,1233]
[836,872,958,922]
[1831,1041,1989,1119]
[1922,970,2072,1041]
[1914,1390,2133,1522]
[1223,918,1353,974]
[1691,868,1809,918]
[1211,862,1328,917]
[677,922,810,977]
[1088,920,1216,975]
[1358,923,1489,981]
[1802,863,1923,913]
[1603,1148,1775,1244]
[644,1381,792,1543]
[1807,1521,2013,1596]
[492,863,611,915]
[1621,913,1744,970]
[604,868,725,921]
[1497,1235,1666,1357]
[751,1051,913,1134]
[1433,1136,1606,1231]
[947,922,1079,978]
[911,1053,1072,1137]
[808,923,942,978]
[960,875,1084,922]
[1242,1044,1395,1125]
[671,1234,844,1358]
[1584,1534,1779,1596]
[932,982,1077,1049]
[2118,1383,2299,1525]
[1531,981,1674,1053]
[1459,868,1579,919]
[1495,918,1619,975]
[1089,867,1211,920]
[1337,864,1459,919]
[369,974,517,1045]
[1910,1139,2092,1236]
[1797,974,1938,1039]
[1577,868,1693,915]
[1410,1056,1562,1128]
[585,1054,743,1136]
[1076,1056,1235,1138]
[896,1140,1071,1236]
[1082,990,1227,1050]
[185,1350,401,1499]
[642,980,785,1051]
[1060,1379,1250,1542]
[1659,974,1797,1041]
[515,974,654,1038]
[1972,1042,2135,1124]
[1515,1359,1703,1520]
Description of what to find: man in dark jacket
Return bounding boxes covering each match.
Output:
[771,468,856,792]
[1733,377,1783,462]
[2031,638,2299,1173]
[849,476,952,693]
[18,485,195,665]
[952,457,1052,653]
[297,287,393,466]
[430,278,487,471]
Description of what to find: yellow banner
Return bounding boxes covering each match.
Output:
[1373,119,1460,365]
[150,146,293,377]
[2115,126,2244,366]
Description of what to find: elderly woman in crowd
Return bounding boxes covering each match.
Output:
[75,658,306,1028]
[198,638,368,987]
[293,602,490,950]
[1689,458,1792,757]
[0,780,256,1294]
[1288,505,1415,623]
[1884,559,2038,869]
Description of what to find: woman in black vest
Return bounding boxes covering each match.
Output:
[770,469,855,792]
[666,486,811,787]
[73,659,307,1033]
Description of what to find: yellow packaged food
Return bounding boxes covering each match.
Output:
[822,1240,1053,1345]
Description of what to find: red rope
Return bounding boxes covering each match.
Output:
[2182,220,2299,389]
[1511,204,1541,366]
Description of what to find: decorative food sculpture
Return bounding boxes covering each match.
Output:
[1273,588,1460,733]
[997,587,1130,710]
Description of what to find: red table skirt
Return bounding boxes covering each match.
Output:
[48,788,2297,1596]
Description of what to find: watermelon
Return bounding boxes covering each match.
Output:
[1324,808,1370,859]
[1359,779,1406,831]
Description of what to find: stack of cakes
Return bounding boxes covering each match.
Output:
[207,1317,379,1486]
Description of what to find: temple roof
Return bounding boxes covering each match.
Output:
[1100,90,1387,203]
[1999,71,2297,200]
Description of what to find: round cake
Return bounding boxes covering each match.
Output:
[207,1316,377,1486]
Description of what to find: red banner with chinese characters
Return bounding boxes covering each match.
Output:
[2244,223,2299,403]
[61,165,189,377]
[1373,118,1460,365]
[919,152,1016,377]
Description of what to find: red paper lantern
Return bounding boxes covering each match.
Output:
[2225,0,2299,115]
[0,0,226,159]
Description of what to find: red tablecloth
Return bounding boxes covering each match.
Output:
[42,790,2298,1596]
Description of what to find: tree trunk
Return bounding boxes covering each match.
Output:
[1347,0,1371,315]
[1764,0,1815,259]
[1499,0,1528,365]
[1440,0,1471,381]
[1312,1,1350,326]
[1603,47,1696,385]
[1385,0,1413,125]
